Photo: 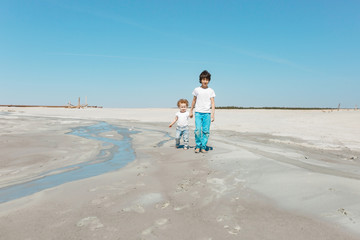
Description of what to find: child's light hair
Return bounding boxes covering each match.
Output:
[177,99,189,107]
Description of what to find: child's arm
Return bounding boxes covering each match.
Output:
[169,116,178,128]
[189,96,197,118]
[211,97,215,122]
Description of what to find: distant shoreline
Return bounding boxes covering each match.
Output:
[0,105,102,108]
[216,106,340,110]
[216,106,360,110]
[0,105,357,110]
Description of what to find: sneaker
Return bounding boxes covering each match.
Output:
[194,148,200,153]
[201,149,207,153]
[184,146,189,150]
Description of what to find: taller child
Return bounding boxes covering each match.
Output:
[189,70,216,153]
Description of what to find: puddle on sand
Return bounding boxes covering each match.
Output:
[0,122,139,204]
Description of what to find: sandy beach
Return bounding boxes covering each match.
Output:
[1,107,360,240]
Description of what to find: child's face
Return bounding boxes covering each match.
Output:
[179,103,187,112]
[201,77,209,88]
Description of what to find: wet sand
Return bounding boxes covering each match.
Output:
[0,107,360,239]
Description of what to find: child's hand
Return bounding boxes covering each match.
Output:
[189,112,193,118]
[169,124,172,128]
[211,114,215,122]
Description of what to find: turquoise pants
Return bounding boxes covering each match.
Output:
[194,112,211,149]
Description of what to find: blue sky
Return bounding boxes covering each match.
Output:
[1,0,359,108]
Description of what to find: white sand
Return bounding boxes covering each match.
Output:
[10,107,360,151]
[0,107,359,239]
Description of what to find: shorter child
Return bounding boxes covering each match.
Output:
[169,99,190,149]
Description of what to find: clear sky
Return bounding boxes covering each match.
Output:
[1,0,359,108]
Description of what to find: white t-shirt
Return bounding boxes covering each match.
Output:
[192,87,216,113]
[176,111,189,127]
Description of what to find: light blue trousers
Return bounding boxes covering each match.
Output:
[176,126,189,148]
[194,112,211,149]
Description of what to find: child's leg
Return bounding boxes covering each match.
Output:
[183,127,189,149]
[194,113,202,149]
[175,127,181,148]
[200,113,211,150]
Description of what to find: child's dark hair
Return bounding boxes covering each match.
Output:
[177,99,189,107]
[199,70,211,83]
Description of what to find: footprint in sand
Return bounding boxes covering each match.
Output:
[224,224,242,235]
[76,216,104,231]
[338,208,356,224]
[156,201,170,209]
[123,193,163,214]
[176,178,194,192]
[207,178,228,195]
[173,205,190,211]
[122,204,145,213]
[137,172,145,177]
[91,196,109,205]
[217,215,242,235]
[141,218,170,237]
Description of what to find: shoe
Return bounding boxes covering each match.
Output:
[184,146,189,150]
[194,148,200,153]
[201,149,207,153]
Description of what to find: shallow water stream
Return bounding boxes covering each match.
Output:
[0,122,138,203]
